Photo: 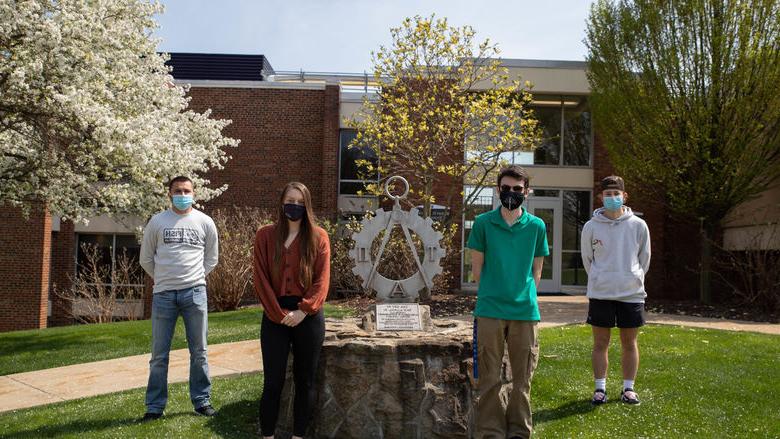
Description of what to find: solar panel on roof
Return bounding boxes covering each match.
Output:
[164,53,275,81]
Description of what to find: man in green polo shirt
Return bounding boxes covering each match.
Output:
[467,165,549,439]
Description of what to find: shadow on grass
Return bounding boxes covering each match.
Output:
[534,399,596,424]
[0,411,190,438]
[204,398,260,438]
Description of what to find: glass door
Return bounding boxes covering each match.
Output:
[527,199,562,293]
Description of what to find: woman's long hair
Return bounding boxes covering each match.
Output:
[274,182,319,289]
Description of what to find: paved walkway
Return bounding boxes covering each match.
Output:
[536,295,780,334]
[0,340,261,413]
[1,295,777,413]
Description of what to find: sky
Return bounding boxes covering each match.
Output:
[155,0,596,74]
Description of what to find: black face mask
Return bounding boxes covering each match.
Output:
[283,203,306,221]
[499,190,525,211]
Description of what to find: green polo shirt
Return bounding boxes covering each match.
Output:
[467,207,549,321]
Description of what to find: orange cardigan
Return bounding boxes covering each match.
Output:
[252,224,331,323]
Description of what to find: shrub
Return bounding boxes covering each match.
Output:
[208,207,274,311]
[54,243,144,323]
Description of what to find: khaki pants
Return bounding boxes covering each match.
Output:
[474,317,539,439]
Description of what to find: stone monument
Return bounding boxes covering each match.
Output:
[275,176,480,439]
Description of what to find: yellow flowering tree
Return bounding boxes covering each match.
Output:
[348,15,541,219]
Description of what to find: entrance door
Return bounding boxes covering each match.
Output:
[527,199,562,293]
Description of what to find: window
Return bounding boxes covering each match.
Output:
[561,190,591,286]
[339,129,378,195]
[529,95,592,167]
[465,95,592,169]
[563,100,592,166]
[533,105,562,165]
[76,234,144,295]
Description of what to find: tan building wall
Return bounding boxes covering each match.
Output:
[723,179,780,250]
[475,60,591,95]
[73,215,146,234]
[526,166,594,189]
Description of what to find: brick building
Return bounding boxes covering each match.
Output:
[1,54,776,332]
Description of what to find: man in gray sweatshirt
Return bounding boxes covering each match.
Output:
[581,175,651,406]
[139,176,219,420]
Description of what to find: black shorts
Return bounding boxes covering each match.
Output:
[586,299,645,328]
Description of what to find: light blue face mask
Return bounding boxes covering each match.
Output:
[603,194,624,211]
[172,195,194,211]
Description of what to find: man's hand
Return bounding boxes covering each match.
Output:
[532,256,544,288]
[281,310,307,327]
[471,250,484,284]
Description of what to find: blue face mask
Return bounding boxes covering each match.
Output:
[603,194,624,211]
[172,195,194,211]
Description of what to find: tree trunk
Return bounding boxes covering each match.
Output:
[699,222,714,304]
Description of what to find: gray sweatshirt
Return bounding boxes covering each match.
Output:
[140,209,219,294]
[580,207,651,303]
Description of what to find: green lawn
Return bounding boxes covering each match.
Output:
[1,324,778,438]
[0,304,353,376]
[0,373,264,439]
[533,325,780,438]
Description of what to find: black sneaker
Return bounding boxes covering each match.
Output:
[621,388,641,405]
[195,405,217,416]
[141,412,162,422]
[591,389,608,405]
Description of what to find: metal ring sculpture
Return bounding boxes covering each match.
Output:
[349,176,445,302]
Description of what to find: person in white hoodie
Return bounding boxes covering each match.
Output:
[581,175,650,406]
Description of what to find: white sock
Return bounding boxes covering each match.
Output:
[623,379,635,390]
[595,378,606,391]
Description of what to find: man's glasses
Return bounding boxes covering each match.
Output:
[500,185,525,192]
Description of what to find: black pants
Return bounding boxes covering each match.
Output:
[259,310,325,437]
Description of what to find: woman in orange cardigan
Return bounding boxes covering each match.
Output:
[253,182,330,439]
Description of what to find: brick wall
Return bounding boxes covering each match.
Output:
[185,85,341,218]
[660,215,702,300]
[48,220,76,326]
[320,85,340,218]
[0,205,51,332]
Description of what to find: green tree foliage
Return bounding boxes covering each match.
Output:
[586,0,780,302]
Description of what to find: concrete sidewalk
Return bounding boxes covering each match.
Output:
[1,295,777,414]
[539,295,780,334]
[0,340,261,413]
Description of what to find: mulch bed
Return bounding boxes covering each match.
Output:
[331,294,779,324]
[645,298,779,324]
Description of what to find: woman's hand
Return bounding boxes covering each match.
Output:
[281,310,307,327]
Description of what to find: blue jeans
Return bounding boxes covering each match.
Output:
[145,285,211,413]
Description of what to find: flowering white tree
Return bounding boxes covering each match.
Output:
[0,0,238,222]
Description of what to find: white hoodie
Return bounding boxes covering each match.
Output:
[581,206,651,303]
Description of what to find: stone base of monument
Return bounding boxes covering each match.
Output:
[272,316,514,439]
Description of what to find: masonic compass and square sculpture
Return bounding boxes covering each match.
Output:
[348,176,446,330]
